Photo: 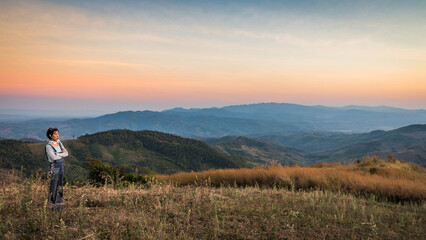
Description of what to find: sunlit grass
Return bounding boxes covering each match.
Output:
[1,155,425,239]
[1,169,425,239]
[157,156,426,203]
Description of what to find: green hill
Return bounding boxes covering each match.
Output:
[207,136,307,166]
[0,129,249,181]
[250,124,426,166]
[303,124,426,165]
[201,124,426,166]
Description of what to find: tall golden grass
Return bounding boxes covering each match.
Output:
[1,169,425,239]
[156,156,426,202]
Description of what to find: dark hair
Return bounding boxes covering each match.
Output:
[46,127,59,140]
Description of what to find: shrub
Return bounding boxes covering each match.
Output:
[124,173,136,183]
[85,158,125,186]
[369,167,378,174]
[85,158,156,186]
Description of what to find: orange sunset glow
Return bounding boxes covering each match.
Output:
[0,0,425,112]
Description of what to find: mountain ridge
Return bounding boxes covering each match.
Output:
[0,102,425,140]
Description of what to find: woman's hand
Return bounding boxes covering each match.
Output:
[62,149,66,153]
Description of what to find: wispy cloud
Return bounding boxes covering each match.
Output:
[0,0,425,110]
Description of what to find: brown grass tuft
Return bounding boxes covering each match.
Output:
[157,156,426,203]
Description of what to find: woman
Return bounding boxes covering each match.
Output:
[45,127,68,210]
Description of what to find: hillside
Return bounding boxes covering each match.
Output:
[2,168,425,239]
[252,124,426,166]
[0,130,250,180]
[204,136,306,166]
[306,124,426,165]
[2,149,425,239]
[1,124,425,183]
[158,155,426,202]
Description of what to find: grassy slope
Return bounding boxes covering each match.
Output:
[1,156,425,239]
[0,174,424,239]
[158,156,426,202]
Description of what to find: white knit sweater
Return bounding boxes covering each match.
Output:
[46,140,68,162]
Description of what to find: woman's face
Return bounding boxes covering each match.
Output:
[51,131,59,141]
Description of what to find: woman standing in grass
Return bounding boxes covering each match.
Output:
[45,127,68,211]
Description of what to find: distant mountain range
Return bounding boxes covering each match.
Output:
[0,102,425,140]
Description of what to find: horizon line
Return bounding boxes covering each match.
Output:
[1,101,425,116]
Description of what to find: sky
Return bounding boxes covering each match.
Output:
[0,0,425,116]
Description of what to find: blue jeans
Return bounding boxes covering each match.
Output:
[47,160,64,206]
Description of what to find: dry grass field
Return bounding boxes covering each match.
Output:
[158,155,426,203]
[1,156,425,239]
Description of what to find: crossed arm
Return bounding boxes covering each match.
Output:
[46,141,69,160]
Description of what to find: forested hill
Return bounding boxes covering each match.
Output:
[200,124,426,166]
[204,136,307,167]
[0,130,250,181]
[253,124,426,166]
